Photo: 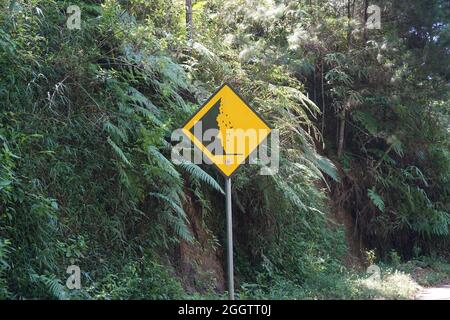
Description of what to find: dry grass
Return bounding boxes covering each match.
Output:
[354,270,421,300]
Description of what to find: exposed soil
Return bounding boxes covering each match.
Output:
[332,206,364,268]
[174,189,226,293]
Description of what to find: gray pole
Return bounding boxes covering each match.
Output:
[225,177,234,300]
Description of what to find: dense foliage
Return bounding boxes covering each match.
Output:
[0,0,448,299]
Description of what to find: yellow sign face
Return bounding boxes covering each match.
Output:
[182,83,272,177]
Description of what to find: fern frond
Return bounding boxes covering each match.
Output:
[314,154,340,182]
[104,121,128,143]
[31,274,67,300]
[368,187,385,212]
[149,192,187,220]
[107,137,131,166]
[352,110,379,135]
[147,146,181,180]
[160,211,193,242]
[177,161,224,194]
[126,87,159,114]
[149,192,193,242]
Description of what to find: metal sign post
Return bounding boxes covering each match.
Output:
[225,177,234,300]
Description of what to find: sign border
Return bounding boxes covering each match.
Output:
[180,82,272,178]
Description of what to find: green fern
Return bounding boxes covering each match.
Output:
[368,187,385,212]
[149,192,192,241]
[147,146,181,180]
[352,110,379,135]
[126,87,159,114]
[31,274,67,300]
[107,137,131,166]
[314,154,340,182]
[104,121,128,144]
[177,161,224,195]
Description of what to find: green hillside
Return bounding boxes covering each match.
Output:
[0,0,449,299]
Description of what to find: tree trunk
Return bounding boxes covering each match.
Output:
[321,60,326,137]
[363,0,369,42]
[337,109,346,158]
[186,0,194,41]
[337,0,354,158]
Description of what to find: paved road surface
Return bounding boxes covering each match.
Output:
[415,283,450,300]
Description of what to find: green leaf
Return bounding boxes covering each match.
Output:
[107,137,131,166]
[368,187,385,212]
[177,160,224,194]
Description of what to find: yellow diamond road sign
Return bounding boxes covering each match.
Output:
[182,83,272,177]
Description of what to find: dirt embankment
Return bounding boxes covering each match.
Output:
[174,190,226,293]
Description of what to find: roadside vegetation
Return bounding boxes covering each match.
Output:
[0,0,448,299]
